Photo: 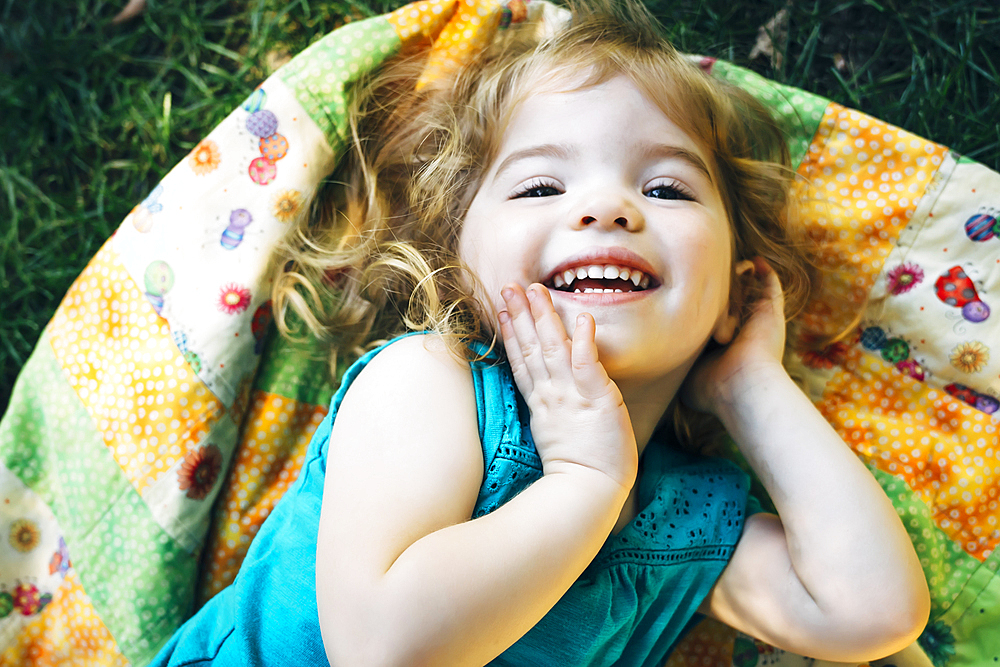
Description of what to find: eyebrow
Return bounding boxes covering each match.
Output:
[490,141,714,184]
[492,143,577,181]
[638,143,714,184]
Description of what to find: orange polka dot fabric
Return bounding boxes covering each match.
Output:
[386,0,556,89]
[794,103,949,342]
[820,346,1000,561]
[0,571,127,667]
[196,392,326,603]
[47,240,225,498]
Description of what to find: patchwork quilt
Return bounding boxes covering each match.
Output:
[1,1,997,665]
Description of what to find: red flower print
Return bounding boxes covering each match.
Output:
[219,283,252,315]
[178,444,223,500]
[885,262,924,295]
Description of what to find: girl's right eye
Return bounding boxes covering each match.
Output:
[511,179,561,199]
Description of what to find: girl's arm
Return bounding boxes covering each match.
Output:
[690,260,930,662]
[316,285,637,667]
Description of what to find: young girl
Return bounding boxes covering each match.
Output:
[150,1,929,664]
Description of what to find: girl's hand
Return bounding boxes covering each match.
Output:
[499,283,638,492]
[682,258,787,415]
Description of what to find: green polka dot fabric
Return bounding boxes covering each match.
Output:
[708,59,828,169]
[1,334,197,664]
[253,330,342,407]
[872,467,985,616]
[278,16,402,151]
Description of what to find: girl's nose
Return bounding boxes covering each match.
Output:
[576,196,644,231]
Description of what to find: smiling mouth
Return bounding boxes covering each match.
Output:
[544,263,655,294]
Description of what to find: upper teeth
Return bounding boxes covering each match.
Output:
[551,264,651,290]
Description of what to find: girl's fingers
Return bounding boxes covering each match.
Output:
[525,285,574,383]
[497,308,533,396]
[570,312,612,397]
[751,258,785,318]
[501,284,551,384]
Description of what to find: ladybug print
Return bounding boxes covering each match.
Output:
[945,383,979,405]
[860,326,888,351]
[945,383,999,415]
[935,266,990,322]
[881,337,910,364]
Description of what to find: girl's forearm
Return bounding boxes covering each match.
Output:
[321,468,628,667]
[713,363,929,625]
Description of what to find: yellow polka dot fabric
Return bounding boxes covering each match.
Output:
[387,0,503,88]
[386,0,459,46]
[196,392,327,603]
[47,240,225,498]
[820,345,1000,561]
[795,102,949,343]
[0,571,127,667]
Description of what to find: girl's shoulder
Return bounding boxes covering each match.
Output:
[331,332,482,442]
[349,332,475,394]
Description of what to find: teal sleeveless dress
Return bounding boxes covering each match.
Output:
[149,334,756,666]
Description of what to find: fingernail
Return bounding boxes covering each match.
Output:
[526,287,537,301]
[577,314,587,325]
[498,311,510,324]
[501,287,513,300]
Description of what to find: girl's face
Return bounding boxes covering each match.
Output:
[459,74,739,387]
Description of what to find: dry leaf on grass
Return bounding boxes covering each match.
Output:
[749,5,791,69]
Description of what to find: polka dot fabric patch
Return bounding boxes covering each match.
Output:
[819,346,1000,561]
[196,392,326,603]
[869,465,982,615]
[936,557,1000,667]
[708,60,828,169]
[386,0,457,47]
[794,103,949,342]
[47,240,225,499]
[253,330,341,408]
[393,0,500,88]
[278,16,401,149]
[0,335,198,665]
[0,571,128,667]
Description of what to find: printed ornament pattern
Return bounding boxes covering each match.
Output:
[243,89,292,186]
[111,74,336,409]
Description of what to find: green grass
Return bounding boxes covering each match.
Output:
[1,0,998,415]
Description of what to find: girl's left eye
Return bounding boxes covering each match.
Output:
[644,181,695,201]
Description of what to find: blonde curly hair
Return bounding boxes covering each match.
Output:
[270,0,816,448]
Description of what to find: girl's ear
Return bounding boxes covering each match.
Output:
[712,259,756,345]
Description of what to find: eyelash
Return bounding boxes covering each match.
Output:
[510,178,696,201]
[644,180,696,202]
[510,178,561,199]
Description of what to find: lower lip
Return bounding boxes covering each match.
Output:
[547,287,655,304]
